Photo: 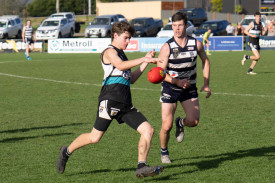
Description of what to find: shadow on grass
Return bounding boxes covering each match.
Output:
[0,123,86,134]
[0,132,73,143]
[68,146,275,181]
[148,146,275,181]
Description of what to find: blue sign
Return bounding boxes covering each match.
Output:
[196,36,243,51]
[127,36,243,52]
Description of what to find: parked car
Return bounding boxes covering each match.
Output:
[130,17,163,37]
[49,12,78,32]
[178,8,207,26]
[114,14,127,22]
[193,20,229,37]
[156,21,195,38]
[36,17,74,40]
[240,15,267,30]
[0,15,22,39]
[85,15,119,38]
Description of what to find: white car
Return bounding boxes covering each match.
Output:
[36,17,74,40]
[49,12,76,31]
[0,15,22,39]
[240,15,267,30]
[156,21,195,38]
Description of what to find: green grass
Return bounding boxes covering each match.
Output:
[0,51,275,182]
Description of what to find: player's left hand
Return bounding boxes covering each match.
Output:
[146,49,156,58]
[200,85,211,98]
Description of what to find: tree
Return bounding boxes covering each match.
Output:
[210,0,223,12]
[0,0,25,16]
[234,4,243,14]
[26,0,96,17]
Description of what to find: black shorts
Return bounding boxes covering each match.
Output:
[24,38,34,45]
[160,85,198,103]
[249,42,260,51]
[94,100,147,131]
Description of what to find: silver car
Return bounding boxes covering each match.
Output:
[0,15,22,39]
[85,15,119,38]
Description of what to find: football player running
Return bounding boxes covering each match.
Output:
[157,12,211,164]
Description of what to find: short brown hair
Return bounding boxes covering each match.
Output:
[111,21,135,40]
[254,11,261,16]
[172,12,187,25]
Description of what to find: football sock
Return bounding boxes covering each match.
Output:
[178,118,184,127]
[62,147,71,158]
[248,68,253,72]
[137,161,146,169]
[245,55,250,59]
[161,147,169,155]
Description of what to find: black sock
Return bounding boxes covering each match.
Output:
[245,55,250,59]
[248,68,253,72]
[62,147,71,158]
[137,162,146,169]
[161,147,169,155]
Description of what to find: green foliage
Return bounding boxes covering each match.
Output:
[235,4,243,14]
[26,0,96,17]
[0,0,24,16]
[210,0,223,12]
[0,51,275,182]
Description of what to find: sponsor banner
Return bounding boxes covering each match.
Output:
[125,37,243,52]
[125,38,168,52]
[0,39,44,53]
[48,38,111,53]
[196,36,243,51]
[246,36,275,50]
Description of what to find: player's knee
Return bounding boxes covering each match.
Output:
[185,118,199,127]
[161,122,172,132]
[88,134,101,144]
[255,55,260,60]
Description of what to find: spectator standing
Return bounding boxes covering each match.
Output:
[235,22,244,36]
[226,22,235,36]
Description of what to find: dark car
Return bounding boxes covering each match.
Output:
[178,8,207,26]
[130,17,163,37]
[193,20,229,37]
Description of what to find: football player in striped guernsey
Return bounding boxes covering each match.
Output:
[242,12,267,75]
[157,12,211,164]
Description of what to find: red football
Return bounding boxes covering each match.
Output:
[147,67,166,84]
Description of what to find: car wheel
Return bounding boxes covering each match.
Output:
[3,33,8,39]
[16,30,22,39]
[69,29,74,38]
[58,33,62,38]
[106,31,111,38]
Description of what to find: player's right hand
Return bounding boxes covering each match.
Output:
[176,79,191,89]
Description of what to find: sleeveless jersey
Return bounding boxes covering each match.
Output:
[162,36,198,91]
[98,45,132,104]
[24,25,33,39]
[249,20,265,44]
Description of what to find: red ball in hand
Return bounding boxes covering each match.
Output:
[147,67,166,84]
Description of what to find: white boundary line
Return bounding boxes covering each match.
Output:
[0,72,274,98]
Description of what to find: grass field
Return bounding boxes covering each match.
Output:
[0,50,275,183]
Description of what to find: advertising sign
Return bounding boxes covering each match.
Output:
[125,37,243,52]
[246,36,275,50]
[0,39,44,53]
[196,36,243,51]
[48,38,111,53]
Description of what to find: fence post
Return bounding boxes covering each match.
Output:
[213,12,215,20]
[227,13,230,22]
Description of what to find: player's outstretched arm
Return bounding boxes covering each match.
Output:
[104,48,161,71]
[197,40,211,98]
[130,49,157,84]
[22,27,26,42]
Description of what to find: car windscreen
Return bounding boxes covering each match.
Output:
[91,18,109,25]
[42,20,60,26]
[241,19,254,25]
[199,23,218,30]
[0,21,7,27]
[130,20,146,27]
[51,15,64,18]
[163,24,172,30]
